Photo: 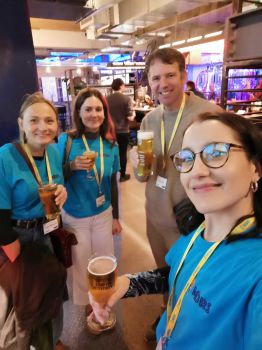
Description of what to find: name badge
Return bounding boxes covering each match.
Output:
[96,194,105,207]
[156,176,167,190]
[43,218,59,235]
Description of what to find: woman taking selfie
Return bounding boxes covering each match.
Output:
[57,88,121,312]
[89,111,262,350]
[0,92,67,350]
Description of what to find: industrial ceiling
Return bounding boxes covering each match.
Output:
[28,0,261,63]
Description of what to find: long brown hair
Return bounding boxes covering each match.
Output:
[69,88,116,143]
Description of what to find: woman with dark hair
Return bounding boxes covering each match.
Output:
[57,88,122,312]
[0,92,68,349]
[89,111,262,349]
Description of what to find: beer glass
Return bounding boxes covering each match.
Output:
[137,130,154,177]
[83,151,96,180]
[87,254,117,334]
[38,183,60,220]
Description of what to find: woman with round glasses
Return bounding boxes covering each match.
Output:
[89,111,262,350]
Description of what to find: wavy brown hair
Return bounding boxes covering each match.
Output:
[69,88,116,143]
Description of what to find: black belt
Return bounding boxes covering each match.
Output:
[12,218,44,229]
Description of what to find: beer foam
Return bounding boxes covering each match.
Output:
[88,256,117,276]
[137,131,154,140]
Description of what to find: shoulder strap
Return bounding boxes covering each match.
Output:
[63,134,72,164]
[12,142,39,184]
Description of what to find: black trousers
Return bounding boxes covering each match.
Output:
[116,132,129,177]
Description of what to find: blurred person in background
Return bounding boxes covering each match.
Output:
[107,78,135,182]
[186,80,206,99]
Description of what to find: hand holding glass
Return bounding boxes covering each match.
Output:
[137,131,154,177]
[87,255,117,334]
[83,151,96,180]
[38,183,60,220]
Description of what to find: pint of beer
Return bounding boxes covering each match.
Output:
[38,183,60,220]
[87,255,117,305]
[137,131,154,177]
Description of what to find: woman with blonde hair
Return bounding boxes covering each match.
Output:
[0,92,67,349]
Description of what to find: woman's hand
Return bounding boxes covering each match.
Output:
[129,146,139,169]
[112,219,122,235]
[55,184,67,209]
[70,155,94,171]
[88,275,131,325]
[1,239,21,262]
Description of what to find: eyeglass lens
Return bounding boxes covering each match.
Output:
[174,143,230,172]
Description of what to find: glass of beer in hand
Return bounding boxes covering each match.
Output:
[87,254,117,334]
[137,130,154,177]
[83,150,96,180]
[38,183,60,220]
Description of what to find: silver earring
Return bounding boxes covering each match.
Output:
[251,181,258,193]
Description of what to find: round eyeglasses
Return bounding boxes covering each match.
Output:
[171,142,244,173]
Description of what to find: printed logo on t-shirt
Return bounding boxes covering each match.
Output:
[189,282,211,314]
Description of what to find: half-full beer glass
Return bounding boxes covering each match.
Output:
[137,130,154,177]
[38,183,60,220]
[83,150,96,180]
[87,255,117,334]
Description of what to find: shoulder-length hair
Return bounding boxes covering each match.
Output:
[69,87,116,143]
[193,111,262,237]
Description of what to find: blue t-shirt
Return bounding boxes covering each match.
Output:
[156,230,262,350]
[57,133,120,218]
[0,143,64,220]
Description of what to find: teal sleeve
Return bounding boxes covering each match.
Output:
[57,132,68,161]
[244,279,262,349]
[0,158,12,209]
[113,144,120,173]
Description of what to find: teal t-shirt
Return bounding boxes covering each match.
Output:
[0,143,64,220]
[156,230,262,350]
[57,133,120,218]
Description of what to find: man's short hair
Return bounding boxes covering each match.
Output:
[111,78,124,91]
[145,47,186,75]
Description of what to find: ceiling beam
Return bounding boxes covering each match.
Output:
[134,1,232,36]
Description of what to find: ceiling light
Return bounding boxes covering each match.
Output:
[187,36,203,43]
[45,66,51,73]
[172,40,186,46]
[204,31,223,38]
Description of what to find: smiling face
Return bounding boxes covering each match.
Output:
[148,59,186,110]
[18,102,58,154]
[180,120,260,217]
[79,95,105,132]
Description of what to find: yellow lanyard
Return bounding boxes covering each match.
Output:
[165,216,256,339]
[160,93,186,169]
[22,143,52,185]
[82,134,104,194]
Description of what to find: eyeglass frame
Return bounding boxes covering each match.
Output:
[170,142,244,173]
